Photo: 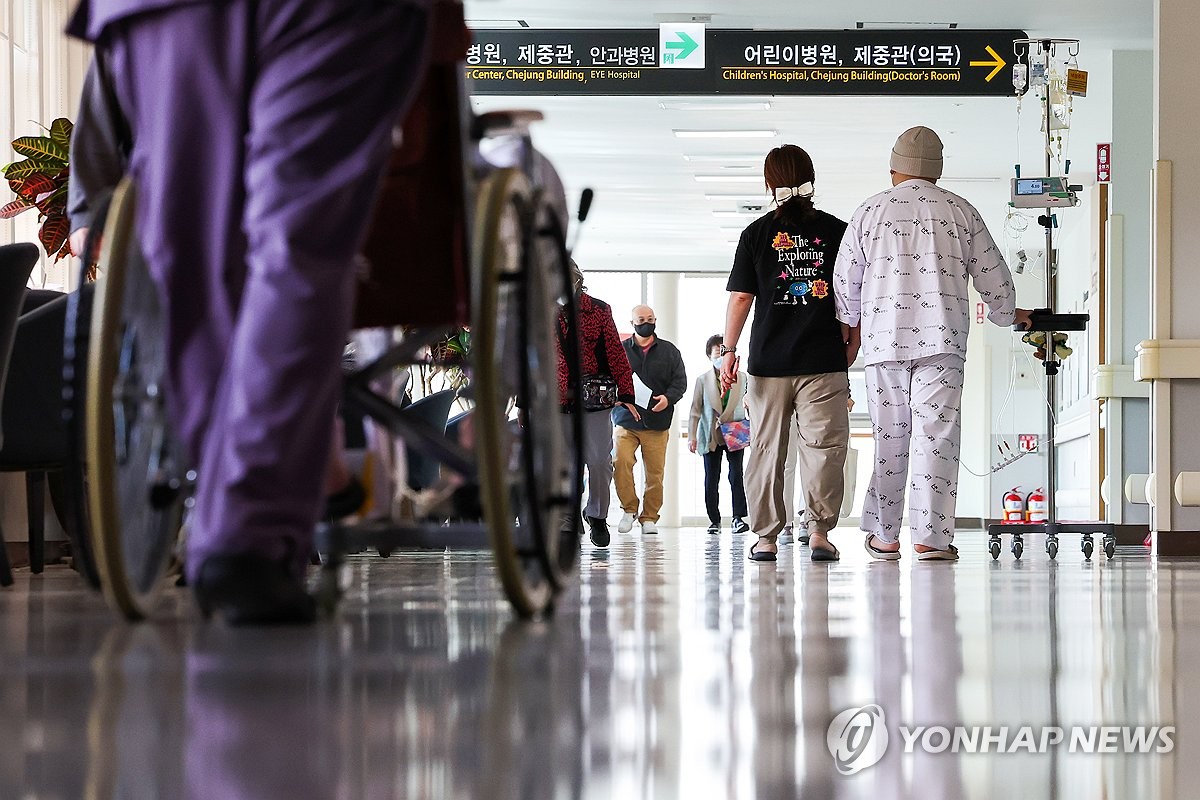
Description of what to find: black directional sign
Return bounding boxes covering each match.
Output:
[465,29,1026,96]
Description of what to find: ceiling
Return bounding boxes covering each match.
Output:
[466,0,1154,272]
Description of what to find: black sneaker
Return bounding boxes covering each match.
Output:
[706,522,720,534]
[732,517,750,534]
[587,517,610,548]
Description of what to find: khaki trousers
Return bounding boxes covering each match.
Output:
[745,372,850,542]
[613,426,671,523]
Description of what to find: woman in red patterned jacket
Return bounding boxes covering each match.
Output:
[558,262,639,548]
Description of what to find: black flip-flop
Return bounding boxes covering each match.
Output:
[809,543,840,562]
[747,540,777,562]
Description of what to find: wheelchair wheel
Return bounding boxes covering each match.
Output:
[472,168,582,618]
[86,178,188,620]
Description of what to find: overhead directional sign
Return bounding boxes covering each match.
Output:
[465,29,1026,96]
[659,23,704,68]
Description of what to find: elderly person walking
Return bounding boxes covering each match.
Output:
[834,126,1031,561]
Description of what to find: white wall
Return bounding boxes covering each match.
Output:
[1,0,91,289]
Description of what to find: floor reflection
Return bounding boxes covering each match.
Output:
[0,532,1187,799]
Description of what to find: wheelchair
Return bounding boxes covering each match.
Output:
[62,3,587,620]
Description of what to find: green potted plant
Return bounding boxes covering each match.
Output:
[2,117,73,262]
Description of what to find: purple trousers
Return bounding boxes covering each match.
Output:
[103,0,429,580]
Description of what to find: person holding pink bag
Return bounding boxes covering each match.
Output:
[688,335,749,535]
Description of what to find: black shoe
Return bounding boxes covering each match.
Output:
[732,517,750,534]
[323,477,366,521]
[587,517,610,548]
[706,522,720,534]
[193,553,317,626]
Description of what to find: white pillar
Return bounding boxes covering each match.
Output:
[1139,0,1200,547]
[649,273,681,528]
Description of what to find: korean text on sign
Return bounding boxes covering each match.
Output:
[589,46,657,66]
[742,44,839,66]
[517,44,577,65]
[852,44,961,67]
[466,43,504,66]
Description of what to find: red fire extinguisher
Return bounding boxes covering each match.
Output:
[1026,487,1049,523]
[1002,488,1025,524]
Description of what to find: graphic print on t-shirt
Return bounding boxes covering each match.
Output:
[772,231,829,306]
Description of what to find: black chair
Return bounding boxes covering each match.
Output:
[0,244,43,586]
[0,288,89,580]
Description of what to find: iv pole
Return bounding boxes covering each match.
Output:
[988,37,1115,561]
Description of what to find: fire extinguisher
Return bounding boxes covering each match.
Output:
[1002,488,1025,523]
[1026,487,1049,523]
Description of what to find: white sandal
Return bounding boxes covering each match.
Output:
[864,534,901,561]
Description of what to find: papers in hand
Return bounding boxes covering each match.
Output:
[632,374,653,408]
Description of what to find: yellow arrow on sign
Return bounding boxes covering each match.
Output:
[969,45,1007,82]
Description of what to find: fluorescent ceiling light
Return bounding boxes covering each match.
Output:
[467,18,530,28]
[660,101,772,111]
[695,174,765,183]
[674,129,777,139]
[712,210,760,218]
[705,193,767,200]
[856,21,958,29]
[683,153,763,162]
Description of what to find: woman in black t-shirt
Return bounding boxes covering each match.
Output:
[720,145,856,563]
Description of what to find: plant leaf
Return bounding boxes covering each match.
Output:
[49,118,73,149]
[39,214,69,258]
[55,239,73,263]
[0,199,32,219]
[12,136,67,165]
[3,159,56,179]
[14,172,56,200]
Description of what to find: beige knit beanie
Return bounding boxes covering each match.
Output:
[890,126,944,179]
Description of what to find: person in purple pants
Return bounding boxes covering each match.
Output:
[67,0,431,624]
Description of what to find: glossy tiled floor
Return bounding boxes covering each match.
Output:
[0,529,1192,799]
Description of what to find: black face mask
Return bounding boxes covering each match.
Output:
[634,322,656,338]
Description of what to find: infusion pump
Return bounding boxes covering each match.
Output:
[1010,177,1080,208]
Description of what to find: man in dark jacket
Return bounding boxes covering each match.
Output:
[612,305,687,535]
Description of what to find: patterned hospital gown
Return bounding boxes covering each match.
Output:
[832,179,1016,366]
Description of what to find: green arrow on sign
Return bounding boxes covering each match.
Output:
[665,31,699,60]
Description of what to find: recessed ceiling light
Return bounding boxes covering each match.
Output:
[674,130,778,139]
[682,153,763,162]
[660,101,772,111]
[695,174,765,183]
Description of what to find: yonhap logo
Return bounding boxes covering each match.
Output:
[827,705,889,775]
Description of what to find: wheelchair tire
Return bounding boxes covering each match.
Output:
[86,178,188,620]
[472,168,582,618]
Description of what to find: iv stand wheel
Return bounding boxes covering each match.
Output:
[1103,536,1116,560]
[1081,535,1094,561]
[1011,537,1024,560]
[1046,537,1059,560]
[988,538,1001,561]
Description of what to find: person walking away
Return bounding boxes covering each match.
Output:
[721,144,854,563]
[557,262,640,548]
[833,126,1031,562]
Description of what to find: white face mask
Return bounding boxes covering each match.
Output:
[711,357,723,369]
